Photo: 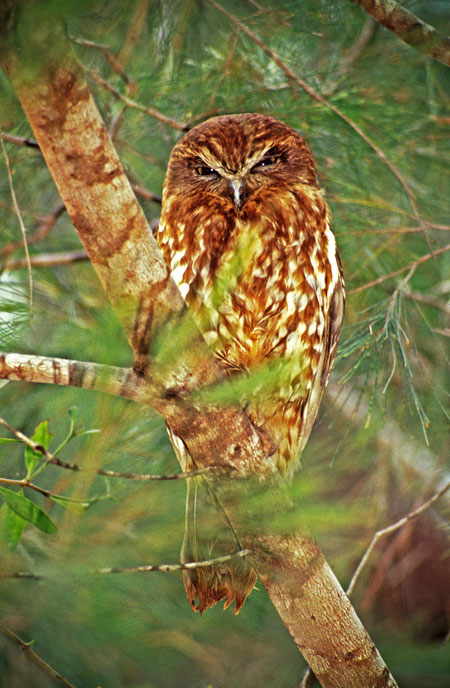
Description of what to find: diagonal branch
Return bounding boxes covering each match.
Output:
[348,0,450,67]
[207,0,422,227]
[86,69,189,132]
[2,626,77,688]
[348,243,450,294]
[347,479,450,596]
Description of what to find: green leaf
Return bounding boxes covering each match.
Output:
[0,486,57,535]
[0,438,21,445]
[25,420,52,479]
[0,503,26,550]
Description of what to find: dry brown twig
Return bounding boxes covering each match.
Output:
[348,243,450,294]
[0,204,65,258]
[71,37,137,91]
[1,137,33,317]
[87,69,188,131]
[2,250,88,270]
[346,479,450,596]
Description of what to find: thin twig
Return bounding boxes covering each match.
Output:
[345,224,450,236]
[0,571,41,579]
[2,626,78,688]
[348,243,450,294]
[0,131,39,148]
[87,70,188,131]
[71,37,137,90]
[0,476,56,498]
[336,18,376,78]
[346,479,450,597]
[399,289,450,314]
[3,250,88,270]
[0,415,210,482]
[1,137,33,319]
[132,184,162,204]
[99,549,252,574]
[116,0,151,69]
[207,0,423,227]
[0,204,65,258]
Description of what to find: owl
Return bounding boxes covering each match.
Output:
[157,113,344,613]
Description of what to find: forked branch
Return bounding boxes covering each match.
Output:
[0,7,398,686]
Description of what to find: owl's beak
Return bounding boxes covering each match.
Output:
[229,178,244,210]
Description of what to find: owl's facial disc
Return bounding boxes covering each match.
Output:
[190,152,283,211]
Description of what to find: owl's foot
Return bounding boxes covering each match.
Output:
[182,555,257,615]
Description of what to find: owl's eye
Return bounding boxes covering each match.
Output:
[195,166,219,177]
[251,156,280,172]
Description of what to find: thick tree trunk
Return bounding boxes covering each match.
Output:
[0,5,398,686]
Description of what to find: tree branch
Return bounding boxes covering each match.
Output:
[347,479,450,596]
[0,413,211,482]
[86,69,189,132]
[99,549,252,575]
[348,0,450,67]
[2,626,77,688]
[0,203,65,258]
[2,249,88,270]
[0,352,147,401]
[348,243,450,294]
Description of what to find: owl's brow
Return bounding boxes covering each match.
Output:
[184,155,213,167]
[249,144,285,163]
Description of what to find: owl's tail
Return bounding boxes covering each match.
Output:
[181,477,257,615]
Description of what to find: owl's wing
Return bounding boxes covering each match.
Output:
[296,275,345,458]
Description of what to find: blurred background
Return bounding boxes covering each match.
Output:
[0,1,449,686]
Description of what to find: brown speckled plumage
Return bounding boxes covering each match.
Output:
[157,113,344,613]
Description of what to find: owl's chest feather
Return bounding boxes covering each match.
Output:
[158,190,333,376]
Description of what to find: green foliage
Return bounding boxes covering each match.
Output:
[0,485,57,535]
[0,1,449,687]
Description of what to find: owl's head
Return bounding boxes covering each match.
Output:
[163,113,318,212]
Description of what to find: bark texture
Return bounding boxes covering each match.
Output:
[0,6,399,687]
[349,0,450,66]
